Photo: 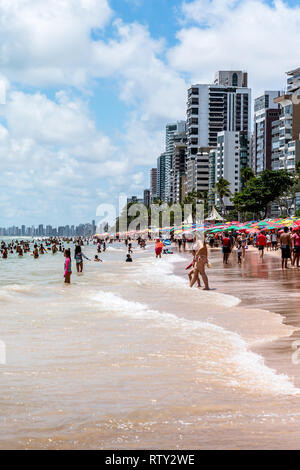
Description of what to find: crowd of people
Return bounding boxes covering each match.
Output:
[172,226,300,293]
[205,226,300,269]
[2,226,300,289]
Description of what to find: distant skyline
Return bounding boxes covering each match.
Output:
[0,0,299,226]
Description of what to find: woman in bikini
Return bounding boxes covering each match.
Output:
[189,239,210,291]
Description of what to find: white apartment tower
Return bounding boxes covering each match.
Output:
[165,121,186,201]
[212,131,249,210]
[187,71,251,158]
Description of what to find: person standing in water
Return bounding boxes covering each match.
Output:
[74,245,90,273]
[64,249,72,284]
[155,239,164,259]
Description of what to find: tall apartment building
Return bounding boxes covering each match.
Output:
[143,189,150,207]
[273,67,300,172]
[150,168,158,201]
[170,142,187,203]
[186,147,211,195]
[157,153,168,202]
[210,131,249,210]
[165,121,186,201]
[254,91,282,174]
[186,71,251,157]
[271,118,281,171]
[208,149,217,208]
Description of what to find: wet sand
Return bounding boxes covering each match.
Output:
[176,246,300,389]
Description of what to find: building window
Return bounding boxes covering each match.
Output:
[232,73,238,87]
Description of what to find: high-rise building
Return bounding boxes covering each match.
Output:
[164,121,186,201]
[157,153,168,202]
[208,149,217,208]
[143,189,150,207]
[170,142,187,203]
[273,68,300,172]
[210,131,249,210]
[150,168,158,201]
[186,71,251,157]
[271,118,281,171]
[254,91,282,174]
[186,147,211,195]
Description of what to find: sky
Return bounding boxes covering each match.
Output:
[0,0,299,227]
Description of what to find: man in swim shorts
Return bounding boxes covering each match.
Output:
[280,227,292,269]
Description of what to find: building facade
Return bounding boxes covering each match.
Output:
[186,147,211,195]
[211,131,249,210]
[150,168,158,201]
[165,121,186,202]
[186,71,251,157]
[254,91,281,174]
[273,68,300,172]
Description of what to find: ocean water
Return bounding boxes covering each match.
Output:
[1,239,300,449]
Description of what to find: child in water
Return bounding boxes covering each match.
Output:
[64,249,72,284]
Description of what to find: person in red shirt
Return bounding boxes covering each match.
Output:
[257,231,267,259]
[155,239,164,259]
[222,232,232,264]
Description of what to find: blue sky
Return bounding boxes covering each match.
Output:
[0,0,299,227]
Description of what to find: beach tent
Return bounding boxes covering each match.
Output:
[205,207,224,223]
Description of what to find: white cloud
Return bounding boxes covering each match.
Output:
[0,0,112,86]
[0,88,124,224]
[170,0,300,97]
[2,0,299,225]
[92,20,188,122]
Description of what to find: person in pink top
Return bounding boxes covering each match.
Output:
[64,248,72,284]
[292,229,300,267]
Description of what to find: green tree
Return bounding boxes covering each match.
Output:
[213,178,232,216]
[233,169,296,218]
[241,167,255,186]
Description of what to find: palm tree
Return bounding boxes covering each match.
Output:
[214,178,232,216]
[183,189,203,205]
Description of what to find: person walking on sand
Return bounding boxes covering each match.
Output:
[280,227,292,270]
[292,229,300,268]
[222,232,231,265]
[64,249,72,284]
[236,239,243,265]
[257,231,267,260]
[241,233,247,259]
[190,239,210,291]
[271,231,278,250]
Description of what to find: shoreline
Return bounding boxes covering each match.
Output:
[172,246,300,392]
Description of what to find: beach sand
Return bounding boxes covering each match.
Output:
[176,246,300,386]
